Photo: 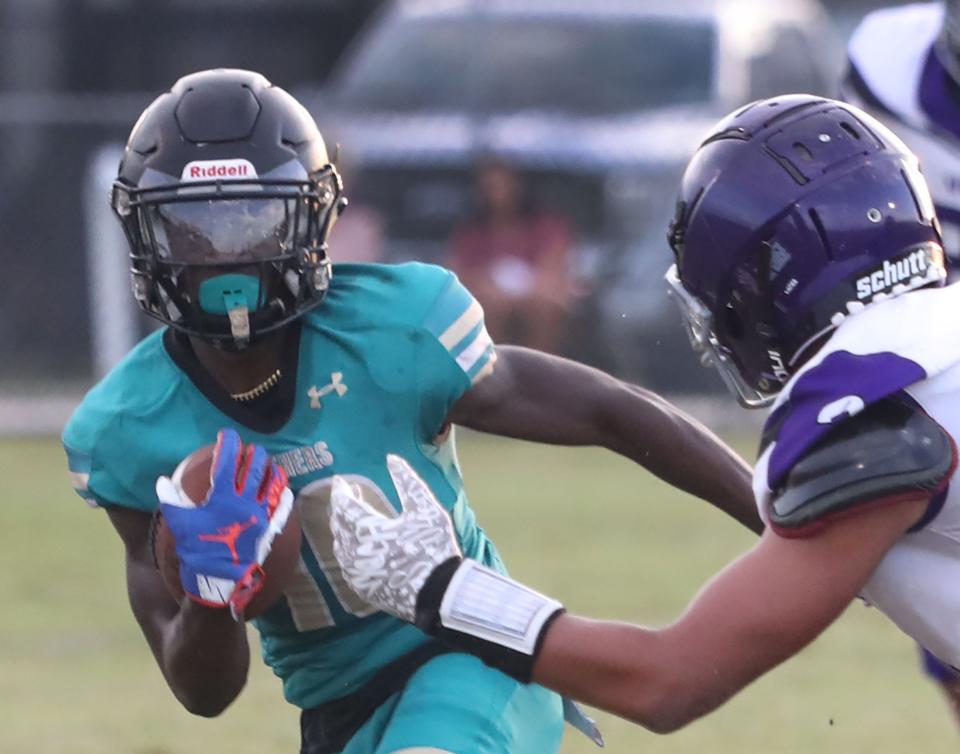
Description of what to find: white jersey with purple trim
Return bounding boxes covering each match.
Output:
[842,3,960,263]
[753,284,960,668]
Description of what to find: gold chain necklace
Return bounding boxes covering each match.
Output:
[230,369,282,402]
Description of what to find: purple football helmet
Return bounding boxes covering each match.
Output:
[666,95,946,407]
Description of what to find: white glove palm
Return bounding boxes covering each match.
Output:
[330,454,462,622]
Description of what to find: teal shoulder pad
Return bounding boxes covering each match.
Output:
[324,262,456,330]
[770,397,955,534]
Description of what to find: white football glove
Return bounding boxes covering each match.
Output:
[330,453,568,691]
[329,454,462,623]
[329,455,600,745]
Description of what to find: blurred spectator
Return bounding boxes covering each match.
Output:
[447,159,573,353]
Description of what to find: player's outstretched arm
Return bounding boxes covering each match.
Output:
[331,462,924,732]
[529,498,923,731]
[107,505,250,717]
[447,345,761,533]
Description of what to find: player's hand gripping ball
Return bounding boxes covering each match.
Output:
[153,429,301,620]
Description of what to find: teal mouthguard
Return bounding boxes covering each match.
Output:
[198,274,262,315]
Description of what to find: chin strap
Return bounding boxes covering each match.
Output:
[225,302,251,345]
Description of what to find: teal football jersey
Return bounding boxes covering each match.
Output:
[62,262,503,709]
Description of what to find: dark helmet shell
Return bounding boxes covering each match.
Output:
[112,68,345,348]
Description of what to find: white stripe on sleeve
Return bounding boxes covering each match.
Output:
[440,301,484,351]
[69,471,90,491]
[471,353,497,385]
[456,327,493,373]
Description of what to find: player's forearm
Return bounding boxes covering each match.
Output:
[108,505,252,717]
[451,348,760,532]
[533,615,706,734]
[160,600,250,717]
[410,551,781,734]
[601,386,762,534]
[534,515,907,732]
[411,558,732,733]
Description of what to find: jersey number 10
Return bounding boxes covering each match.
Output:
[280,476,397,629]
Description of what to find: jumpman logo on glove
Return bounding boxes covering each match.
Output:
[156,428,294,618]
[198,515,259,564]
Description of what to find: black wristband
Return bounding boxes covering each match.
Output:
[414,556,463,634]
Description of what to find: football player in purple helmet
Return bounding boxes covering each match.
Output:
[330,95,960,734]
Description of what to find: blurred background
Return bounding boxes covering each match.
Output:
[3,1,958,753]
[0,0,913,414]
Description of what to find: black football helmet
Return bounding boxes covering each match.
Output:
[111,68,345,349]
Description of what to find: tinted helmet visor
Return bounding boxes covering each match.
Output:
[144,197,300,264]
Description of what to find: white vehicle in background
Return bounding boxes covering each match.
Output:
[307,0,840,385]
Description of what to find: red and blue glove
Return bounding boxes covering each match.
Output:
[155,428,294,619]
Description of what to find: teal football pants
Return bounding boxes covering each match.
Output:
[340,653,564,754]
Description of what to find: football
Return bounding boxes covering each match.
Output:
[152,442,302,620]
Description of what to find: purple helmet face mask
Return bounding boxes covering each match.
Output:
[666,95,946,408]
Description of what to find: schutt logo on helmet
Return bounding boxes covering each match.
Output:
[853,245,944,302]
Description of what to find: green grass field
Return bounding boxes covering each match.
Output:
[0,432,955,753]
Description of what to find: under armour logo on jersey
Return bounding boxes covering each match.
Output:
[308,372,348,409]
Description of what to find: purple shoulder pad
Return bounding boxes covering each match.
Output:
[765,350,925,489]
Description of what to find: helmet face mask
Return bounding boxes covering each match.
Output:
[112,69,345,349]
[115,170,341,348]
[666,264,779,407]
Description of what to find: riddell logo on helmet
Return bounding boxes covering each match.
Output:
[854,248,932,300]
[181,159,258,182]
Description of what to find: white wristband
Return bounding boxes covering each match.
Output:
[438,560,563,655]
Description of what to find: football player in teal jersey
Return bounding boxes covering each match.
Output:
[63,69,759,754]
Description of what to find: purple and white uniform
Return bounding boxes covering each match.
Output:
[843,3,960,268]
[754,284,960,670]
